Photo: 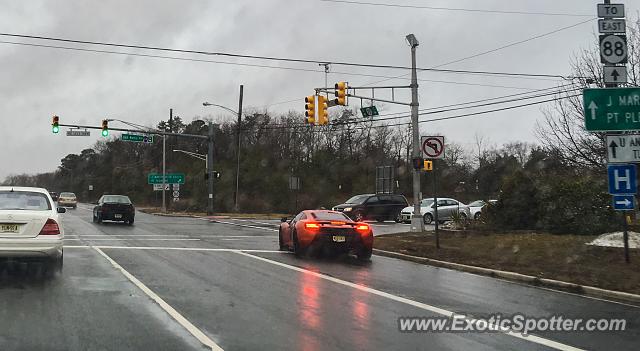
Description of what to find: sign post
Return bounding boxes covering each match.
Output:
[422,136,445,248]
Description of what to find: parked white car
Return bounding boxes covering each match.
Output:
[468,199,498,220]
[400,198,471,225]
[0,187,65,273]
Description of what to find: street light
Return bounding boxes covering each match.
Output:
[203,84,243,212]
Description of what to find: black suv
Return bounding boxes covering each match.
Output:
[332,194,409,222]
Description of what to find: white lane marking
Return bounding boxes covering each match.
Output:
[94,247,223,351]
[234,251,585,351]
[212,220,278,232]
[65,245,285,253]
[68,234,191,237]
[64,238,201,241]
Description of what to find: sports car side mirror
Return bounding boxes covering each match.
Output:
[57,207,66,214]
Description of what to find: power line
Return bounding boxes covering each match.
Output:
[318,0,592,17]
[0,32,573,79]
[239,89,579,132]
[0,40,548,91]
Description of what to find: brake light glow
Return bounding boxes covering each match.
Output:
[305,222,321,230]
[330,221,346,226]
[39,219,61,235]
[355,224,370,233]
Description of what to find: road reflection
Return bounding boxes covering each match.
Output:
[297,271,321,351]
[0,261,57,289]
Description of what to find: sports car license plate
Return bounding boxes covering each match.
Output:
[332,235,346,243]
[114,214,123,219]
[0,224,19,233]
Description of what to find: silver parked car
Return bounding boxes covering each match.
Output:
[0,187,65,273]
[468,199,498,220]
[400,198,471,225]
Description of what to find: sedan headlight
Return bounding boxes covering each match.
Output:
[344,207,352,212]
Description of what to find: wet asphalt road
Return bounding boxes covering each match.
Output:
[0,205,638,350]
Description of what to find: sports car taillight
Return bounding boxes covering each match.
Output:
[305,222,321,230]
[355,223,370,234]
[39,219,61,235]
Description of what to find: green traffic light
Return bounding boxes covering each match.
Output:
[52,126,60,134]
[101,129,109,137]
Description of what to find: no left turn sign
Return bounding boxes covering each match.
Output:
[421,136,445,159]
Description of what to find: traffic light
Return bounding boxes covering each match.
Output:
[51,115,60,134]
[305,95,316,124]
[101,119,109,137]
[423,160,433,171]
[205,171,222,180]
[334,81,348,106]
[317,95,329,125]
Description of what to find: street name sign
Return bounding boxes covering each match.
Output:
[598,19,626,33]
[360,106,379,118]
[603,65,627,84]
[612,195,635,211]
[583,88,640,131]
[599,35,628,64]
[607,164,637,195]
[597,3,625,18]
[122,134,154,143]
[153,184,169,191]
[66,129,90,136]
[147,173,185,184]
[421,136,445,159]
[606,134,640,163]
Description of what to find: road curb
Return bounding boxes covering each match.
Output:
[373,248,640,305]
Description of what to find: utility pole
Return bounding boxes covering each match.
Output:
[407,34,424,232]
[234,85,244,212]
[207,121,215,215]
[162,110,171,213]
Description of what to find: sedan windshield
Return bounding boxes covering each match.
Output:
[0,191,52,211]
[468,200,485,207]
[345,195,370,204]
[103,195,132,204]
[60,192,76,198]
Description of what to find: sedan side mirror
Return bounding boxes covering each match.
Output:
[281,217,288,223]
[57,207,67,214]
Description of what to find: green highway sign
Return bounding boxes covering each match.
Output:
[360,106,379,118]
[584,88,640,131]
[122,134,154,143]
[147,173,185,184]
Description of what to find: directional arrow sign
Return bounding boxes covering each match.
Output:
[605,134,640,163]
[612,195,635,211]
[603,65,628,84]
[583,88,640,131]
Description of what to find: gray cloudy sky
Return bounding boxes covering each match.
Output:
[1,0,638,180]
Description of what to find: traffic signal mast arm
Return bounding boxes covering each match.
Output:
[56,122,208,139]
[316,84,413,106]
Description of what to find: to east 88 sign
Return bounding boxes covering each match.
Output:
[600,34,628,64]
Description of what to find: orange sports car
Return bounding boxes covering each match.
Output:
[279,210,373,260]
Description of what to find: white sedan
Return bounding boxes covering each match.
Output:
[0,187,65,273]
[468,199,498,220]
[400,198,471,225]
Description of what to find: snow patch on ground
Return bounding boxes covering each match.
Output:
[587,232,640,249]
